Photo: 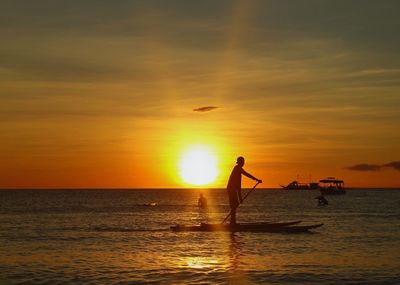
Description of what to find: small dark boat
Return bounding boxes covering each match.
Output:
[171,221,323,233]
[319,177,345,195]
[281,181,319,190]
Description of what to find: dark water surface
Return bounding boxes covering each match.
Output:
[1,189,399,284]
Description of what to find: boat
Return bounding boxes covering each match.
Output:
[281,180,319,190]
[142,202,158,206]
[171,221,323,233]
[319,177,345,195]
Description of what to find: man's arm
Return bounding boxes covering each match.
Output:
[241,169,262,183]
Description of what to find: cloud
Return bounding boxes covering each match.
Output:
[193,106,218,112]
[345,164,381,171]
[346,161,400,172]
[383,161,400,171]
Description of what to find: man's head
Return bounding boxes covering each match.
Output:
[236,156,245,167]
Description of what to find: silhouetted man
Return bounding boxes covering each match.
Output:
[315,195,328,206]
[198,193,207,208]
[227,156,262,224]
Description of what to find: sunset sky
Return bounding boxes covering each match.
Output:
[1,0,399,188]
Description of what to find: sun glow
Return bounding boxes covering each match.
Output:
[179,145,218,186]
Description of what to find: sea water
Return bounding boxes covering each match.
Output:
[0,189,399,284]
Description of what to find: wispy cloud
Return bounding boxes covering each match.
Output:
[193,106,218,112]
[383,161,400,171]
[345,164,381,171]
[346,161,400,172]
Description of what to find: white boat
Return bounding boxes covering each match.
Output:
[319,177,345,195]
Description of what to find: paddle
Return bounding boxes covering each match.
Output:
[221,181,260,224]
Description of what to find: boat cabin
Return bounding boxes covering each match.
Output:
[319,177,345,195]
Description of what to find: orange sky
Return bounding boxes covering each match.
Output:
[1,1,399,188]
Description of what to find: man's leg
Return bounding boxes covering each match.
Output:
[230,207,237,225]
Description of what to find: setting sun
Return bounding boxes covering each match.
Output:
[179,145,218,186]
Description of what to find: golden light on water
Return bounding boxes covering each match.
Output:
[179,145,219,186]
[180,257,219,269]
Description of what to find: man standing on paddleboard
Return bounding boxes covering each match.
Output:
[227,156,262,224]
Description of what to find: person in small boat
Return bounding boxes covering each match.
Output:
[315,195,328,206]
[198,193,207,208]
[227,156,262,225]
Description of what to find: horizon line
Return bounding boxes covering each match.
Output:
[1,187,399,191]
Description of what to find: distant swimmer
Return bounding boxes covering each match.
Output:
[315,195,328,206]
[142,202,157,207]
[198,193,208,208]
[227,156,262,224]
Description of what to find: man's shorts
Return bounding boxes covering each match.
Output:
[228,189,240,209]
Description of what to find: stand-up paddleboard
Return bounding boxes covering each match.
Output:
[171,221,323,233]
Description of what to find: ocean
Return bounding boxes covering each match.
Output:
[0,188,399,284]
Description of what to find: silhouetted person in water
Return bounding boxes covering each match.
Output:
[198,193,207,208]
[316,195,328,206]
[227,156,262,224]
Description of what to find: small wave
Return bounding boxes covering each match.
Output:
[135,203,228,207]
[91,226,170,232]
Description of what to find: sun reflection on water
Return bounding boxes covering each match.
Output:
[179,256,222,269]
